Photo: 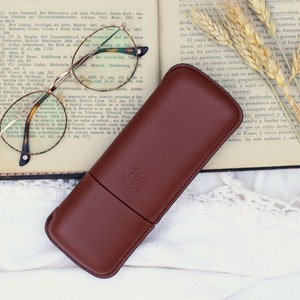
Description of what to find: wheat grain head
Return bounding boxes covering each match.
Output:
[246,0,276,36]
[290,44,300,83]
[222,0,300,123]
[184,3,233,48]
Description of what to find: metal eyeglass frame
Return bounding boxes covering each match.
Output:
[0,23,148,166]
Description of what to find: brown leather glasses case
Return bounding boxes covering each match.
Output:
[45,64,243,278]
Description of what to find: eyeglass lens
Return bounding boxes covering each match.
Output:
[72,26,138,91]
[0,91,67,155]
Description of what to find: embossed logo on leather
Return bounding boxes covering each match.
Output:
[122,167,149,193]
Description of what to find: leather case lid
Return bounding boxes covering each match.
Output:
[46,173,154,278]
[90,64,243,224]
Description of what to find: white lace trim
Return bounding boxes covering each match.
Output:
[1,173,299,228]
[179,173,300,228]
[0,178,78,190]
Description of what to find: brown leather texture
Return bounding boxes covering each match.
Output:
[46,173,154,277]
[45,64,243,278]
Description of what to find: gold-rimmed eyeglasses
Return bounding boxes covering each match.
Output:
[0,23,148,166]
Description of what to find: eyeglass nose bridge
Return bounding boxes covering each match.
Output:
[49,70,72,93]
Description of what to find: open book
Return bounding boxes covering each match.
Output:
[1,0,300,178]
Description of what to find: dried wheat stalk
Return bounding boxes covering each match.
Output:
[246,0,276,36]
[222,0,266,72]
[184,0,300,126]
[247,0,300,91]
[185,4,233,48]
[223,0,300,123]
[290,44,300,84]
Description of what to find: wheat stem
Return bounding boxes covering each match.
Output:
[262,75,300,142]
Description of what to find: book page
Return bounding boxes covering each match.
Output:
[158,0,300,170]
[0,0,159,176]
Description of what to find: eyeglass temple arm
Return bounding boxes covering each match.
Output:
[137,46,148,57]
[93,46,148,57]
[71,26,147,72]
[71,46,148,72]
[18,93,48,166]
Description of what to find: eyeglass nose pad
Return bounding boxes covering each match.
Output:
[121,22,127,30]
[56,94,67,108]
[73,75,92,88]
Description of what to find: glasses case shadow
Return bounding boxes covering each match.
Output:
[45,63,243,278]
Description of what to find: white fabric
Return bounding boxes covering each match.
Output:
[0,169,300,299]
